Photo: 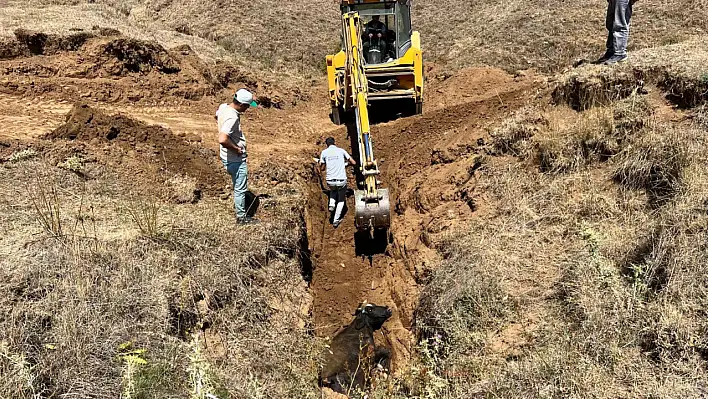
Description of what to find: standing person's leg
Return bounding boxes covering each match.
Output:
[328,186,336,212]
[227,161,248,220]
[605,0,615,57]
[606,0,632,63]
[332,185,346,226]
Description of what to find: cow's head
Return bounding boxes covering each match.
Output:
[353,302,392,330]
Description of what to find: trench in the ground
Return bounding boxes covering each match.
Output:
[304,124,419,370]
[302,73,543,373]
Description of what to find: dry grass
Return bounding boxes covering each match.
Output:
[612,126,693,207]
[490,93,656,174]
[399,91,708,397]
[414,0,708,73]
[555,37,708,110]
[0,153,320,398]
[6,0,707,80]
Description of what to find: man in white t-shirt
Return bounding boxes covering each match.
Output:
[216,88,258,225]
[318,137,356,227]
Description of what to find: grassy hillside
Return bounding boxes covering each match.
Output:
[6,0,708,77]
[414,96,708,398]
[414,0,708,73]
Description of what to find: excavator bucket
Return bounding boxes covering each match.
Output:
[354,188,390,230]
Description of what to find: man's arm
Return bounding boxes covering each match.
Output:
[218,118,243,154]
[343,150,356,166]
[219,132,243,154]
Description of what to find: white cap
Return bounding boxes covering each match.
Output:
[234,89,257,107]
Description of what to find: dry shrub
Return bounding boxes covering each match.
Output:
[528,95,653,174]
[612,127,692,207]
[0,158,318,398]
[532,107,615,173]
[126,197,161,238]
[489,106,548,156]
[26,177,63,238]
[490,95,654,174]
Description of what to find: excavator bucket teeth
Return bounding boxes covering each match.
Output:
[354,189,391,230]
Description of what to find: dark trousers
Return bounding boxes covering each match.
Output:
[606,0,634,56]
[327,182,346,223]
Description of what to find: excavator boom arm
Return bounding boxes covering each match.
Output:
[342,12,390,230]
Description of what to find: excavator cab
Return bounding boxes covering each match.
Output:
[327,0,424,125]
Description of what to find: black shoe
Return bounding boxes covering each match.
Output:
[593,50,614,64]
[603,54,628,65]
[237,217,260,225]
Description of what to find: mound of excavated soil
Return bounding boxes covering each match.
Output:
[0,29,94,60]
[45,104,222,191]
[99,38,180,76]
[0,31,296,108]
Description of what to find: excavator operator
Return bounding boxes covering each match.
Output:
[363,15,390,64]
[365,15,387,39]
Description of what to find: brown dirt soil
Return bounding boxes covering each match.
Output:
[43,103,224,193]
[0,32,301,109]
[307,68,545,372]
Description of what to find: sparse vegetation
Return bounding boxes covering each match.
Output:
[126,197,162,238]
[402,91,708,398]
[8,148,38,163]
[2,0,708,397]
[0,158,319,398]
[27,176,63,238]
[57,155,84,172]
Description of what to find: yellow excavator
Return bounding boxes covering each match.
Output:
[325,0,423,231]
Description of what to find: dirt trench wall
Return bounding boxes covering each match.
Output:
[305,161,419,370]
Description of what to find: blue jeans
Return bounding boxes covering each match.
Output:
[606,0,633,56]
[224,161,248,219]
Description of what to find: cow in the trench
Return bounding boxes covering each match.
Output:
[320,302,393,396]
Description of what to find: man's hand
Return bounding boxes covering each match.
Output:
[218,132,243,154]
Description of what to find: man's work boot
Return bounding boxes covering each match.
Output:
[603,54,628,65]
[593,50,614,64]
[237,217,260,226]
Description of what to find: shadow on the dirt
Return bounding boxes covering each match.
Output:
[245,191,260,217]
[354,228,391,264]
